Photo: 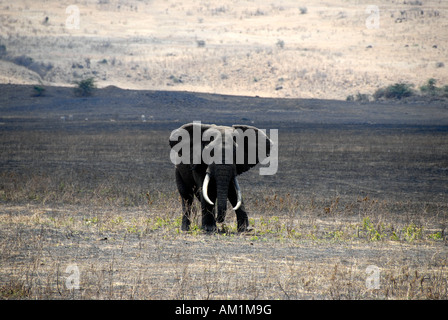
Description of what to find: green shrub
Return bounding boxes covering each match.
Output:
[373,83,414,100]
[196,40,206,48]
[419,78,448,98]
[32,85,46,97]
[74,77,96,97]
[443,85,448,98]
[419,78,437,95]
[276,39,285,49]
[355,92,370,102]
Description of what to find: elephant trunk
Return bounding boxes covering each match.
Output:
[202,165,241,224]
[215,165,233,223]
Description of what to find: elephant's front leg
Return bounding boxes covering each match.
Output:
[181,196,193,231]
[228,183,249,232]
[200,187,217,232]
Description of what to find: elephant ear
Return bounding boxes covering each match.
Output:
[232,125,273,175]
[169,122,215,166]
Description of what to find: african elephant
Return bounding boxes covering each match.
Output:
[169,122,273,232]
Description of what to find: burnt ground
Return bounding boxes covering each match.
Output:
[0,84,447,300]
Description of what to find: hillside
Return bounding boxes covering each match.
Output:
[0,0,447,99]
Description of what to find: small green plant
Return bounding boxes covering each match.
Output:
[189,224,201,236]
[327,230,345,241]
[361,217,385,241]
[427,232,443,241]
[84,216,98,226]
[74,77,96,97]
[126,224,139,234]
[111,216,123,225]
[403,223,423,242]
[390,230,400,241]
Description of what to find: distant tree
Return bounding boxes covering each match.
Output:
[74,77,96,97]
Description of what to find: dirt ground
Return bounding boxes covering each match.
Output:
[0,84,447,300]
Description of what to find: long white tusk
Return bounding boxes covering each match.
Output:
[202,173,214,206]
[232,177,242,211]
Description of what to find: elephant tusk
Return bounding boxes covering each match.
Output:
[232,177,242,211]
[202,173,214,206]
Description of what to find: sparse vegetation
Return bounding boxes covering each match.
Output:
[5,54,54,79]
[369,79,448,101]
[168,75,183,84]
[419,78,448,98]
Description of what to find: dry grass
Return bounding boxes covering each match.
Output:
[0,200,447,300]
[0,0,447,99]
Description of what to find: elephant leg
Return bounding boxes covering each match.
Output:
[228,182,249,232]
[181,195,194,231]
[200,186,217,233]
[176,169,194,231]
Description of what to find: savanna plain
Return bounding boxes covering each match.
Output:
[0,84,447,300]
[0,0,448,301]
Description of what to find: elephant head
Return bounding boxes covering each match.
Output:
[169,122,273,231]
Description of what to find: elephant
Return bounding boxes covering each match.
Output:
[169,122,273,232]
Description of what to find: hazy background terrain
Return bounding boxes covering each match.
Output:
[1,0,447,99]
